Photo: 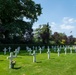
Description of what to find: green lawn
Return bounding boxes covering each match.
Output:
[0,50,76,75]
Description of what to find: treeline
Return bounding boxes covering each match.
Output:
[0,23,76,45]
[33,23,76,45]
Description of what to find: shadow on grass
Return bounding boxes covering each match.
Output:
[13,67,21,70]
[36,61,42,63]
[51,58,55,59]
[0,60,4,61]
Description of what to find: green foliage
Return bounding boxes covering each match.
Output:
[0,0,42,24]
[52,32,68,44]
[0,0,42,31]
[0,0,42,43]
[49,41,56,44]
[74,42,76,44]
[34,23,52,44]
[4,20,31,34]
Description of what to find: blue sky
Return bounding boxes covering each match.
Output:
[32,0,76,37]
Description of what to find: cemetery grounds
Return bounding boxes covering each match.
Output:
[0,46,76,75]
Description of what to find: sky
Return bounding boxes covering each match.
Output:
[31,0,76,37]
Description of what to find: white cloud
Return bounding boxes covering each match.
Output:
[32,17,76,37]
[63,17,76,24]
[50,22,56,28]
[51,22,56,25]
[60,24,74,30]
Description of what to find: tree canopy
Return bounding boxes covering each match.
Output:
[0,0,42,24]
[35,23,52,44]
[0,0,42,43]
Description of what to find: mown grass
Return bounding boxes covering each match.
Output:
[0,49,76,75]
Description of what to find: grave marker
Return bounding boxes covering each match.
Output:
[3,48,7,55]
[8,46,11,52]
[33,46,34,50]
[70,47,72,54]
[39,47,42,54]
[57,48,60,56]
[32,50,36,62]
[27,48,32,55]
[47,47,50,59]
[42,46,45,51]
[74,46,76,52]
[54,46,56,52]
[17,46,20,53]
[14,49,18,57]
[64,47,67,55]
[35,46,37,51]
[7,52,16,69]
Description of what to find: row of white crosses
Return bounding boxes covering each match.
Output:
[27,45,72,61]
[52,45,76,56]
[26,46,45,55]
[7,45,76,69]
[3,47,11,55]
[26,45,76,59]
[32,46,49,62]
[3,46,20,55]
[53,45,76,52]
[26,46,47,62]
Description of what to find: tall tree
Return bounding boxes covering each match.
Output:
[35,23,52,44]
[0,0,42,43]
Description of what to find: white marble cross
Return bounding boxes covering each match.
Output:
[33,46,34,50]
[59,45,62,49]
[64,47,67,55]
[52,46,54,49]
[38,46,40,49]
[57,46,59,49]
[47,47,50,59]
[39,47,42,54]
[14,49,18,57]
[3,48,7,55]
[7,52,15,69]
[32,50,36,62]
[8,46,11,52]
[35,46,37,51]
[26,46,29,51]
[42,46,45,51]
[68,46,70,49]
[27,48,32,55]
[17,46,20,53]
[62,45,65,49]
[54,46,56,52]
[57,48,60,56]
[74,46,76,52]
[70,47,72,54]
